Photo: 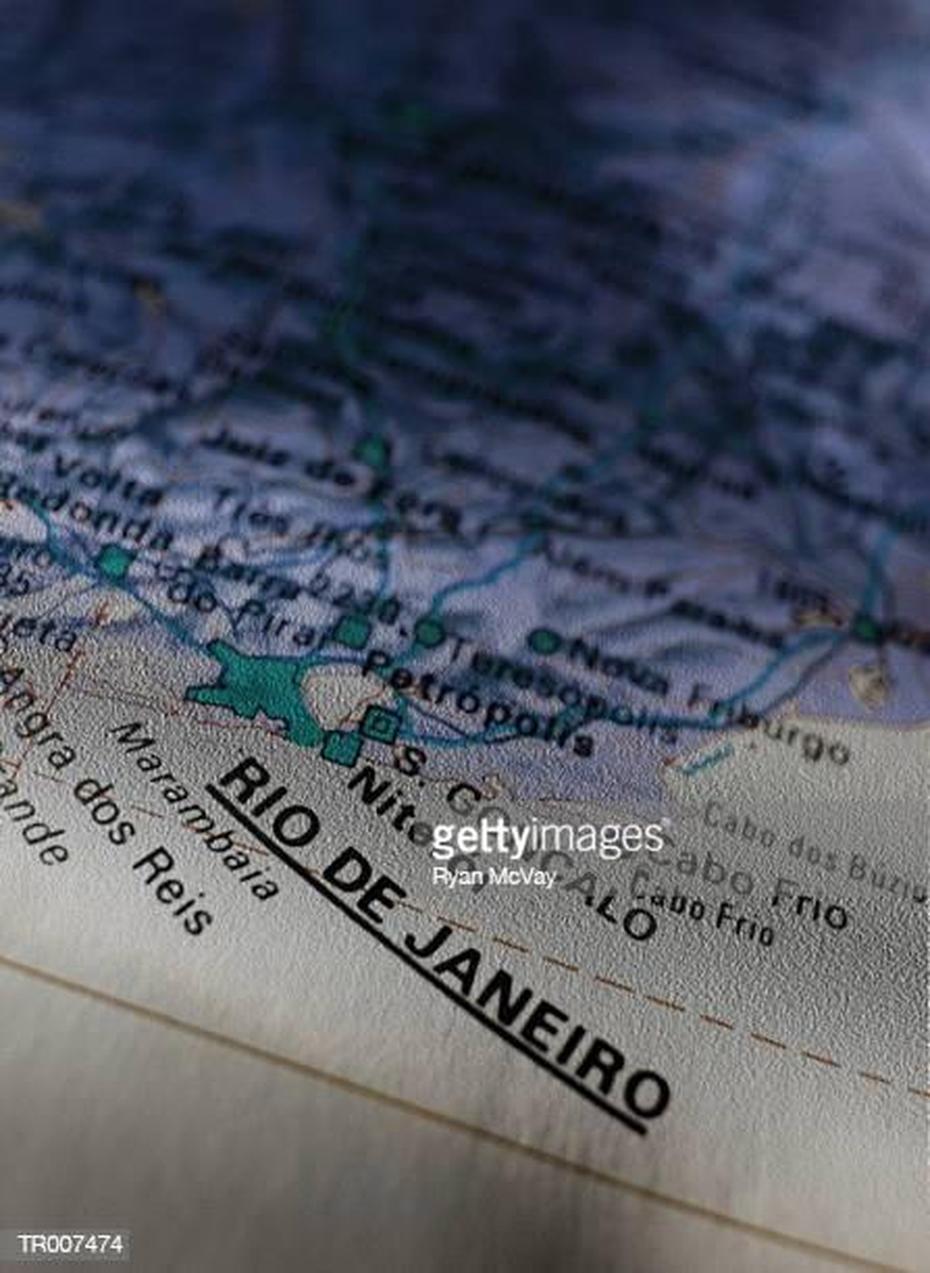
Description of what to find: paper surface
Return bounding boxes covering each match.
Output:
[1,2,929,1268]
[0,638,925,1269]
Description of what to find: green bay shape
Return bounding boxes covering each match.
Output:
[186,641,324,746]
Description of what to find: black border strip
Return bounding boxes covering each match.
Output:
[205,783,646,1135]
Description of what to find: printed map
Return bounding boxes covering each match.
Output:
[0,3,926,1270]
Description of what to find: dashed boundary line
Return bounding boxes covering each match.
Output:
[389,900,923,1100]
[2,656,924,1102]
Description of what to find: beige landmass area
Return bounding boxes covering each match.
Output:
[0,631,925,1270]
